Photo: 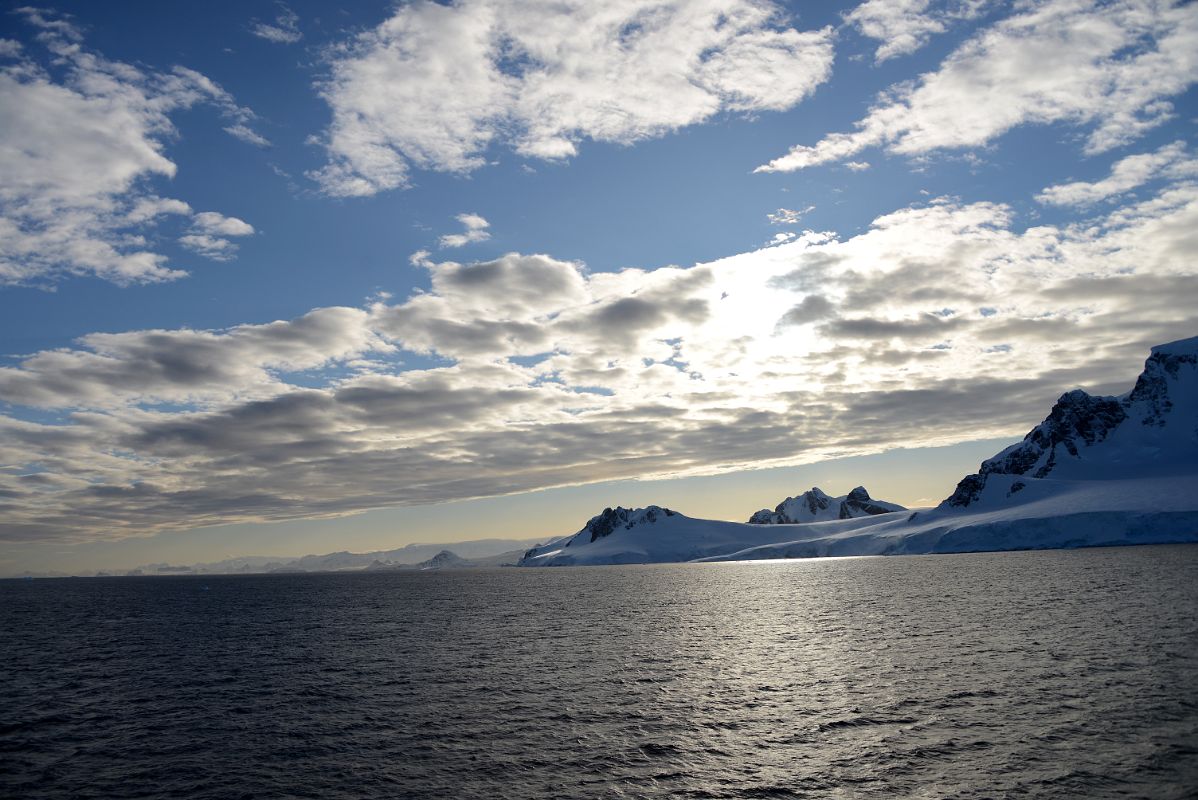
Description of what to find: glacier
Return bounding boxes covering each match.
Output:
[519,337,1198,567]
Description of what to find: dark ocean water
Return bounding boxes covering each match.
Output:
[2,545,1197,799]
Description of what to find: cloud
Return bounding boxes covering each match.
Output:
[759,0,1198,173]
[2,175,1196,543]
[767,206,815,225]
[0,306,386,409]
[1036,140,1197,206]
[845,0,994,63]
[310,0,834,196]
[777,294,837,327]
[179,212,255,262]
[0,9,267,285]
[438,212,491,248]
[223,123,271,148]
[251,3,302,44]
[192,211,255,238]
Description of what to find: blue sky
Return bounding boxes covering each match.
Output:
[1,0,1196,573]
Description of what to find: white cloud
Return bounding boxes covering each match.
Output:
[311,0,834,196]
[251,3,302,44]
[178,233,238,261]
[767,206,815,225]
[0,9,267,285]
[179,212,255,261]
[1036,140,1198,206]
[223,123,271,148]
[759,0,1198,173]
[2,175,1196,542]
[0,39,23,57]
[193,211,255,237]
[845,160,871,172]
[0,306,387,410]
[845,0,994,63]
[438,212,492,249]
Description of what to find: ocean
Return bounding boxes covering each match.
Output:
[2,544,1196,798]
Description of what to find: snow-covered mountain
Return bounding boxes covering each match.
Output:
[748,486,904,524]
[517,505,859,566]
[945,337,1198,506]
[521,337,1198,567]
[365,549,474,571]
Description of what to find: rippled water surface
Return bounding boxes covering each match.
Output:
[3,545,1197,798]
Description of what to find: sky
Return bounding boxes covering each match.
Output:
[0,0,1195,575]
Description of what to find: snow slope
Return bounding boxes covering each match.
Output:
[519,337,1198,567]
[519,505,909,567]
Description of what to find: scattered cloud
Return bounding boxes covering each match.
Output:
[767,206,815,225]
[179,212,255,261]
[845,0,994,63]
[758,0,1198,173]
[310,0,834,196]
[2,173,1195,542]
[192,211,255,238]
[0,8,266,285]
[223,123,271,148]
[845,161,871,172]
[1036,140,1197,206]
[438,212,491,249]
[251,3,302,45]
[178,234,238,261]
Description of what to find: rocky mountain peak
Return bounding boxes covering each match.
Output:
[749,486,905,524]
[579,505,677,543]
[945,338,1197,508]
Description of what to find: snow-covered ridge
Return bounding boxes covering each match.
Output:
[580,505,678,541]
[748,486,905,524]
[946,336,1198,507]
[519,337,1198,567]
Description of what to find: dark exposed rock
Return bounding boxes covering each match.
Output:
[749,486,904,524]
[1127,347,1196,426]
[841,486,899,518]
[582,505,676,542]
[944,342,1195,508]
[945,473,985,508]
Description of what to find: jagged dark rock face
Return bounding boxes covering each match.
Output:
[800,490,832,516]
[747,508,776,525]
[944,344,1195,508]
[579,506,676,543]
[841,486,896,518]
[945,473,986,508]
[944,389,1127,508]
[994,390,1126,478]
[1127,348,1196,426]
[748,486,904,524]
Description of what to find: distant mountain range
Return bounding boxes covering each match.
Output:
[77,538,544,579]
[520,337,1198,566]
